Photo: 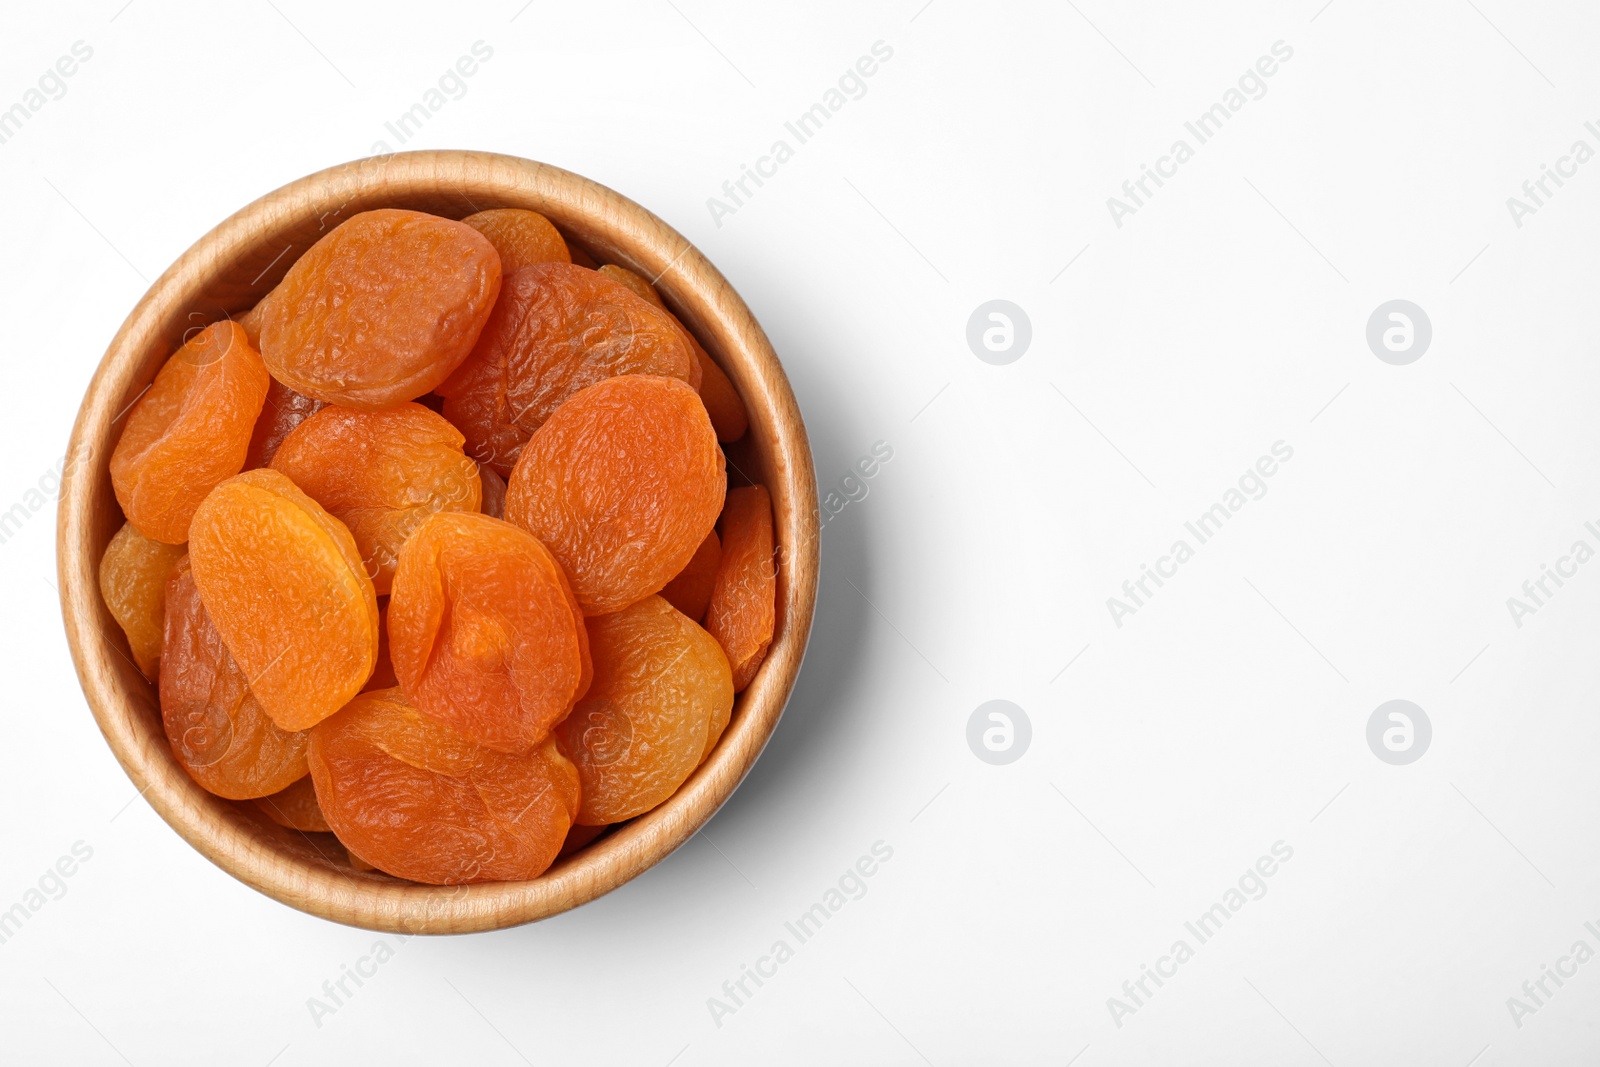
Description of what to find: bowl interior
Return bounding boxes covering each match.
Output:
[58,151,818,933]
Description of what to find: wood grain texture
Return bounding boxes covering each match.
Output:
[57,151,819,934]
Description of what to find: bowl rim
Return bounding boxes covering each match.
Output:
[56,149,820,934]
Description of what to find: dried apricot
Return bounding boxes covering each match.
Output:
[253,775,331,832]
[187,469,378,731]
[705,485,776,692]
[244,378,325,470]
[160,557,308,799]
[307,688,579,884]
[460,208,570,273]
[659,529,720,623]
[555,596,732,824]
[388,512,588,754]
[597,265,747,440]
[259,209,501,410]
[504,375,725,614]
[270,403,482,594]
[478,463,507,520]
[98,521,185,679]
[110,320,270,544]
[438,263,695,476]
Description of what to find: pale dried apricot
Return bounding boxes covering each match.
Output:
[270,402,482,594]
[388,512,588,754]
[98,521,185,679]
[438,263,695,475]
[504,375,725,614]
[555,596,732,824]
[460,208,570,273]
[110,320,269,544]
[161,557,308,799]
[187,469,378,731]
[308,688,579,884]
[705,484,776,692]
[259,209,501,409]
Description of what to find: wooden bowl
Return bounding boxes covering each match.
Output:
[56,150,818,933]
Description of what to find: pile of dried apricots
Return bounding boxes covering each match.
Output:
[98,206,777,885]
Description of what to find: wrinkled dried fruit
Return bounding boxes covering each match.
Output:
[438,263,695,476]
[705,484,776,692]
[98,521,186,679]
[259,209,501,410]
[505,375,725,614]
[388,512,588,754]
[308,688,579,884]
[245,378,325,470]
[253,775,330,832]
[187,469,378,731]
[460,208,570,273]
[478,464,507,520]
[555,596,732,825]
[597,265,747,440]
[161,557,308,799]
[270,402,482,594]
[110,320,270,544]
[659,529,720,623]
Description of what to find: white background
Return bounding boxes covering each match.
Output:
[3,0,1600,1063]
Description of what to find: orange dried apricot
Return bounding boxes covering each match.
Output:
[110,320,270,544]
[187,469,378,731]
[438,263,695,476]
[460,208,570,273]
[659,529,720,623]
[98,521,185,679]
[597,265,747,440]
[308,687,579,884]
[388,512,588,754]
[504,375,725,614]
[270,402,482,594]
[259,209,501,410]
[253,775,331,832]
[555,596,732,825]
[244,378,324,470]
[705,484,776,692]
[478,463,507,520]
[160,557,308,799]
